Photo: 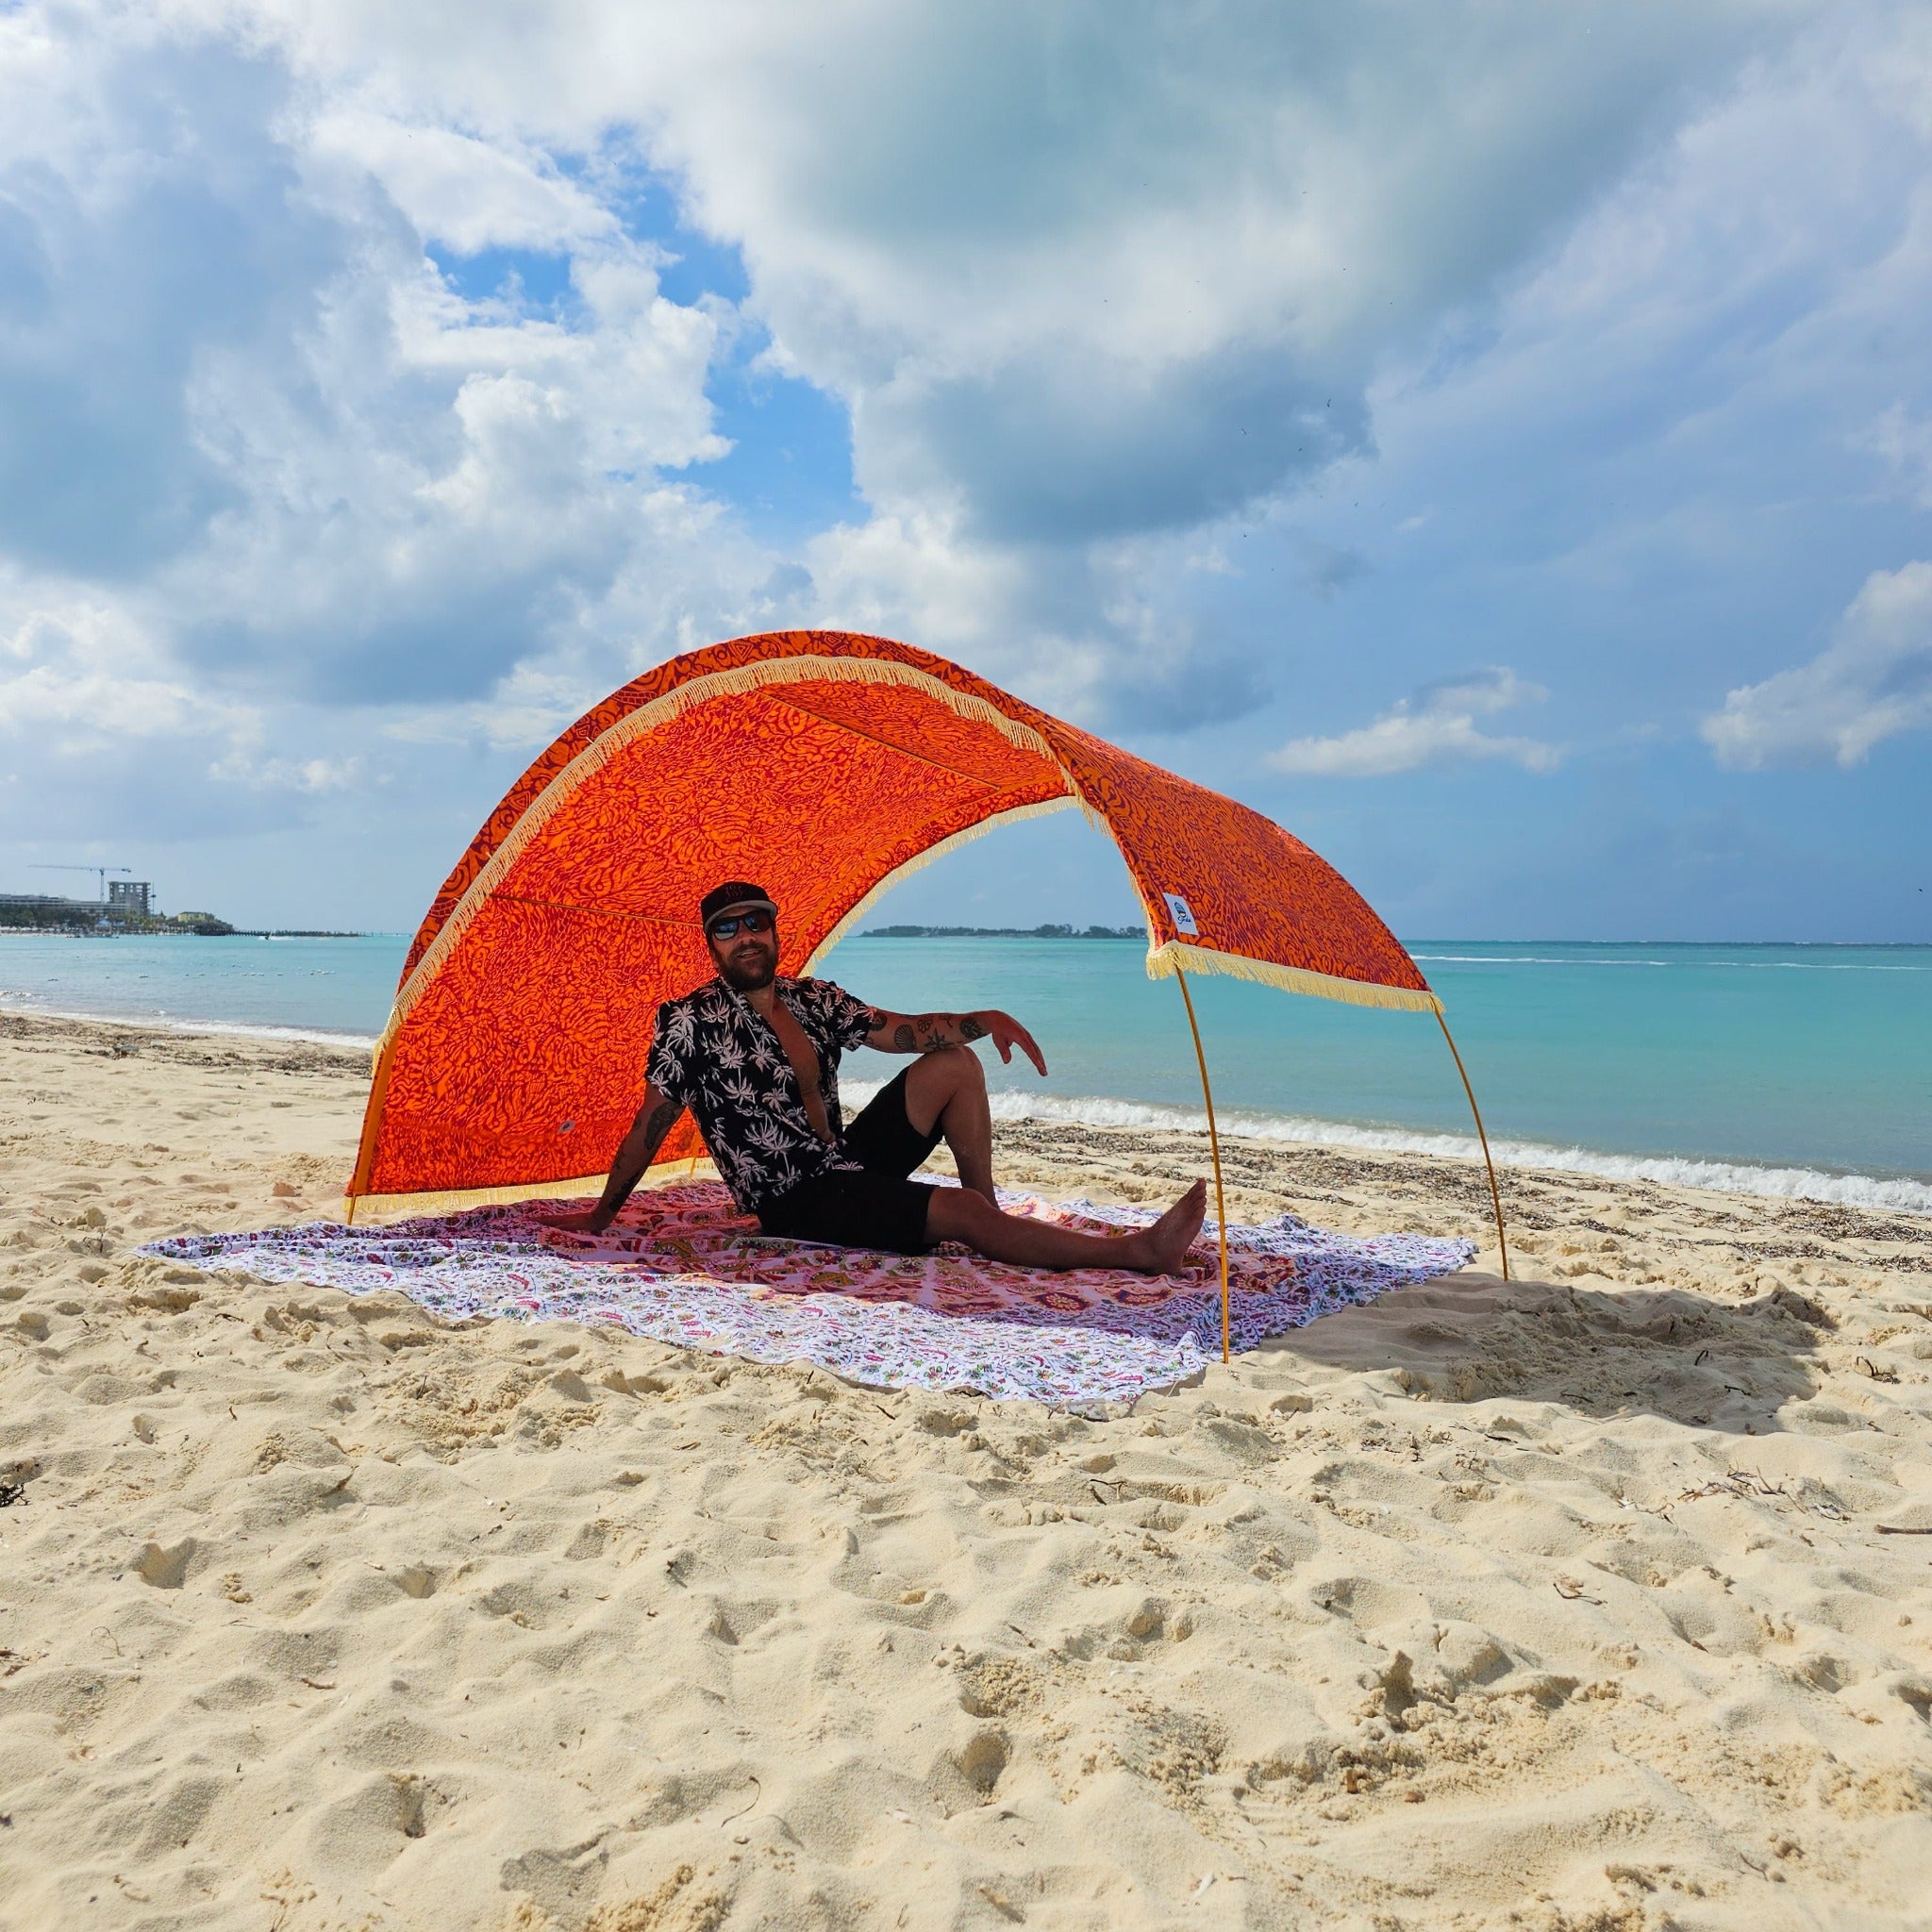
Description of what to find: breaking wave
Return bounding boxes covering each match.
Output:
[0,991,376,1052]
[845,1081,1932,1215]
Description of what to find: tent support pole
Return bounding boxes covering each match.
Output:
[1435,1008,1508,1280]
[1173,962,1231,1363]
[343,1195,358,1227]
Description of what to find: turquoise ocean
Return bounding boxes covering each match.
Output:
[2,931,1927,1213]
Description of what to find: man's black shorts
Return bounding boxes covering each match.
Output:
[758,1067,943,1254]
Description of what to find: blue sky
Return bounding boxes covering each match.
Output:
[1,1,1928,940]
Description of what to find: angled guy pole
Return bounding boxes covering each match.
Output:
[1436,1010,1509,1280]
[1171,949,1510,1378]
[1172,961,1232,1363]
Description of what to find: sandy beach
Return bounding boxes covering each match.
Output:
[2,1008,1928,1931]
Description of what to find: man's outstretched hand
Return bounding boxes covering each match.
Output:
[530,1207,612,1234]
[980,1010,1048,1076]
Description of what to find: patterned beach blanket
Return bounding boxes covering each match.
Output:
[142,1183,1474,1407]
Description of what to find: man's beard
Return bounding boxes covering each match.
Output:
[716,947,776,991]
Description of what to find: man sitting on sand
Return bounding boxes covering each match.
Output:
[539,880,1208,1272]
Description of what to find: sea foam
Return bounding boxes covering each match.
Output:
[8,986,1923,1216]
[843,1080,1932,1216]
[0,993,377,1052]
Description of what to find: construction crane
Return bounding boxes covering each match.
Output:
[31,864,130,902]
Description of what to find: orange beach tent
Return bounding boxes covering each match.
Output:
[347,631,1507,1355]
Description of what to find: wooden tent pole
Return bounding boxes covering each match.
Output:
[1435,1008,1509,1280]
[1174,962,1232,1363]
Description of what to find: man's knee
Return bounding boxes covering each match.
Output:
[918,1044,982,1089]
[927,1184,994,1238]
[908,1046,981,1128]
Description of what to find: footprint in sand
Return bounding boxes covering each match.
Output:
[135,1537,199,1589]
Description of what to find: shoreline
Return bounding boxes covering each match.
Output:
[2,1001,1924,1215]
[3,1011,1928,1280]
[965,1095,1932,1216]
[0,997,379,1053]
[851,1085,1932,1221]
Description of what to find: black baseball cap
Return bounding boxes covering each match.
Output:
[700,880,779,933]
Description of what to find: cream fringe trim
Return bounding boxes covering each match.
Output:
[802,794,1078,973]
[376,655,1079,1053]
[341,1156,717,1225]
[1146,940,1442,1014]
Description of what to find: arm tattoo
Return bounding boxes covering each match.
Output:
[874,1009,991,1053]
[637,1095,682,1160]
[597,1093,684,1223]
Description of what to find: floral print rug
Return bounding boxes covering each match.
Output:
[142,1183,1475,1408]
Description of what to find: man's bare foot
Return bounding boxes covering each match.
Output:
[1131,1178,1208,1274]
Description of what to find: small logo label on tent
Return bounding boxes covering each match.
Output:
[1162,891,1199,936]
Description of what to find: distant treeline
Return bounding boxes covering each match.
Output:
[0,904,234,936]
[860,923,1144,940]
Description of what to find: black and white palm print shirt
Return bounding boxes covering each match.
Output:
[644,976,879,1214]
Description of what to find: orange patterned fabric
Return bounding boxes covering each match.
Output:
[352,632,1432,1206]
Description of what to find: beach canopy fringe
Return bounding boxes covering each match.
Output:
[346,631,1507,1324]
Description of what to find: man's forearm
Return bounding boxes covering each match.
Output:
[866,1005,1046,1076]
[588,1095,683,1228]
[886,1011,990,1054]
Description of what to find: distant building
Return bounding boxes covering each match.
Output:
[0,891,105,929]
[1,879,232,934]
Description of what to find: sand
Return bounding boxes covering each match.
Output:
[2,1008,1928,1931]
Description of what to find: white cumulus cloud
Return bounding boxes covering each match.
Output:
[153,0,1793,726]
[325,0,1768,544]
[1272,668,1560,778]
[306,108,618,256]
[0,6,765,729]
[1702,560,1932,769]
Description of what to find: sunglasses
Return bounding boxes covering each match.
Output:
[708,909,774,940]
